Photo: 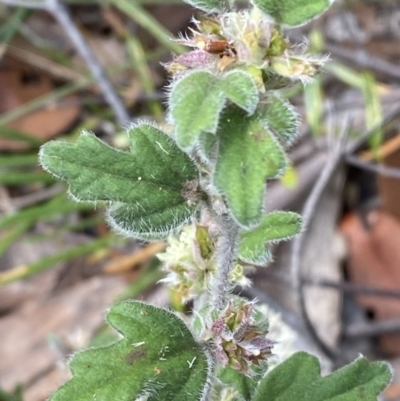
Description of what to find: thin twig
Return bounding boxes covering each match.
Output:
[12,184,64,209]
[307,278,400,299]
[0,186,15,214]
[1,0,48,9]
[2,0,130,126]
[345,154,400,180]
[0,81,88,126]
[326,43,400,80]
[49,0,130,125]
[7,44,86,83]
[262,269,400,301]
[291,128,347,361]
[345,319,400,338]
[111,0,183,54]
[345,98,400,156]
[212,217,239,311]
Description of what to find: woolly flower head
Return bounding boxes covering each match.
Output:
[158,224,251,303]
[158,224,215,303]
[166,5,328,90]
[195,297,274,375]
[220,8,276,67]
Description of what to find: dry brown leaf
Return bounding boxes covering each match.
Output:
[0,275,126,400]
[384,382,400,400]
[103,242,166,274]
[340,210,400,355]
[377,135,400,221]
[360,133,400,162]
[0,68,80,150]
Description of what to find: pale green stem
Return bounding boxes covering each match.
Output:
[212,216,239,311]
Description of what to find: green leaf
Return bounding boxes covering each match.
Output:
[217,367,256,401]
[222,71,259,114]
[169,70,259,150]
[197,132,219,165]
[253,352,392,401]
[40,124,199,239]
[50,301,211,401]
[183,0,228,13]
[214,107,287,228]
[238,211,302,265]
[252,0,333,27]
[170,71,225,149]
[108,202,196,240]
[128,123,199,186]
[264,95,299,146]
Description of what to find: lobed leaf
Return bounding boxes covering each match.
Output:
[197,132,219,165]
[264,95,299,146]
[238,211,302,265]
[253,352,392,401]
[50,301,211,401]
[108,202,196,241]
[169,70,259,150]
[128,123,198,185]
[221,70,259,115]
[169,71,225,150]
[252,0,333,27]
[40,125,199,239]
[214,107,287,228]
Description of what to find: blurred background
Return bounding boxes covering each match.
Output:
[1,0,400,400]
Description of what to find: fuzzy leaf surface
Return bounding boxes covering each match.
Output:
[170,70,259,150]
[253,352,392,401]
[238,211,302,265]
[264,95,299,146]
[214,107,287,227]
[170,71,225,149]
[50,301,210,401]
[252,0,332,27]
[40,125,199,239]
[222,70,259,114]
[198,132,219,165]
[217,367,256,401]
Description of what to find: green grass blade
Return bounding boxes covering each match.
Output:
[0,235,112,285]
[0,153,39,168]
[112,0,184,54]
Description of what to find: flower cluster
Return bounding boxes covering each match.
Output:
[195,298,274,375]
[158,224,250,303]
[166,6,327,87]
[158,224,215,303]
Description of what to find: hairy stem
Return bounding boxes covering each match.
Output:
[212,216,239,311]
